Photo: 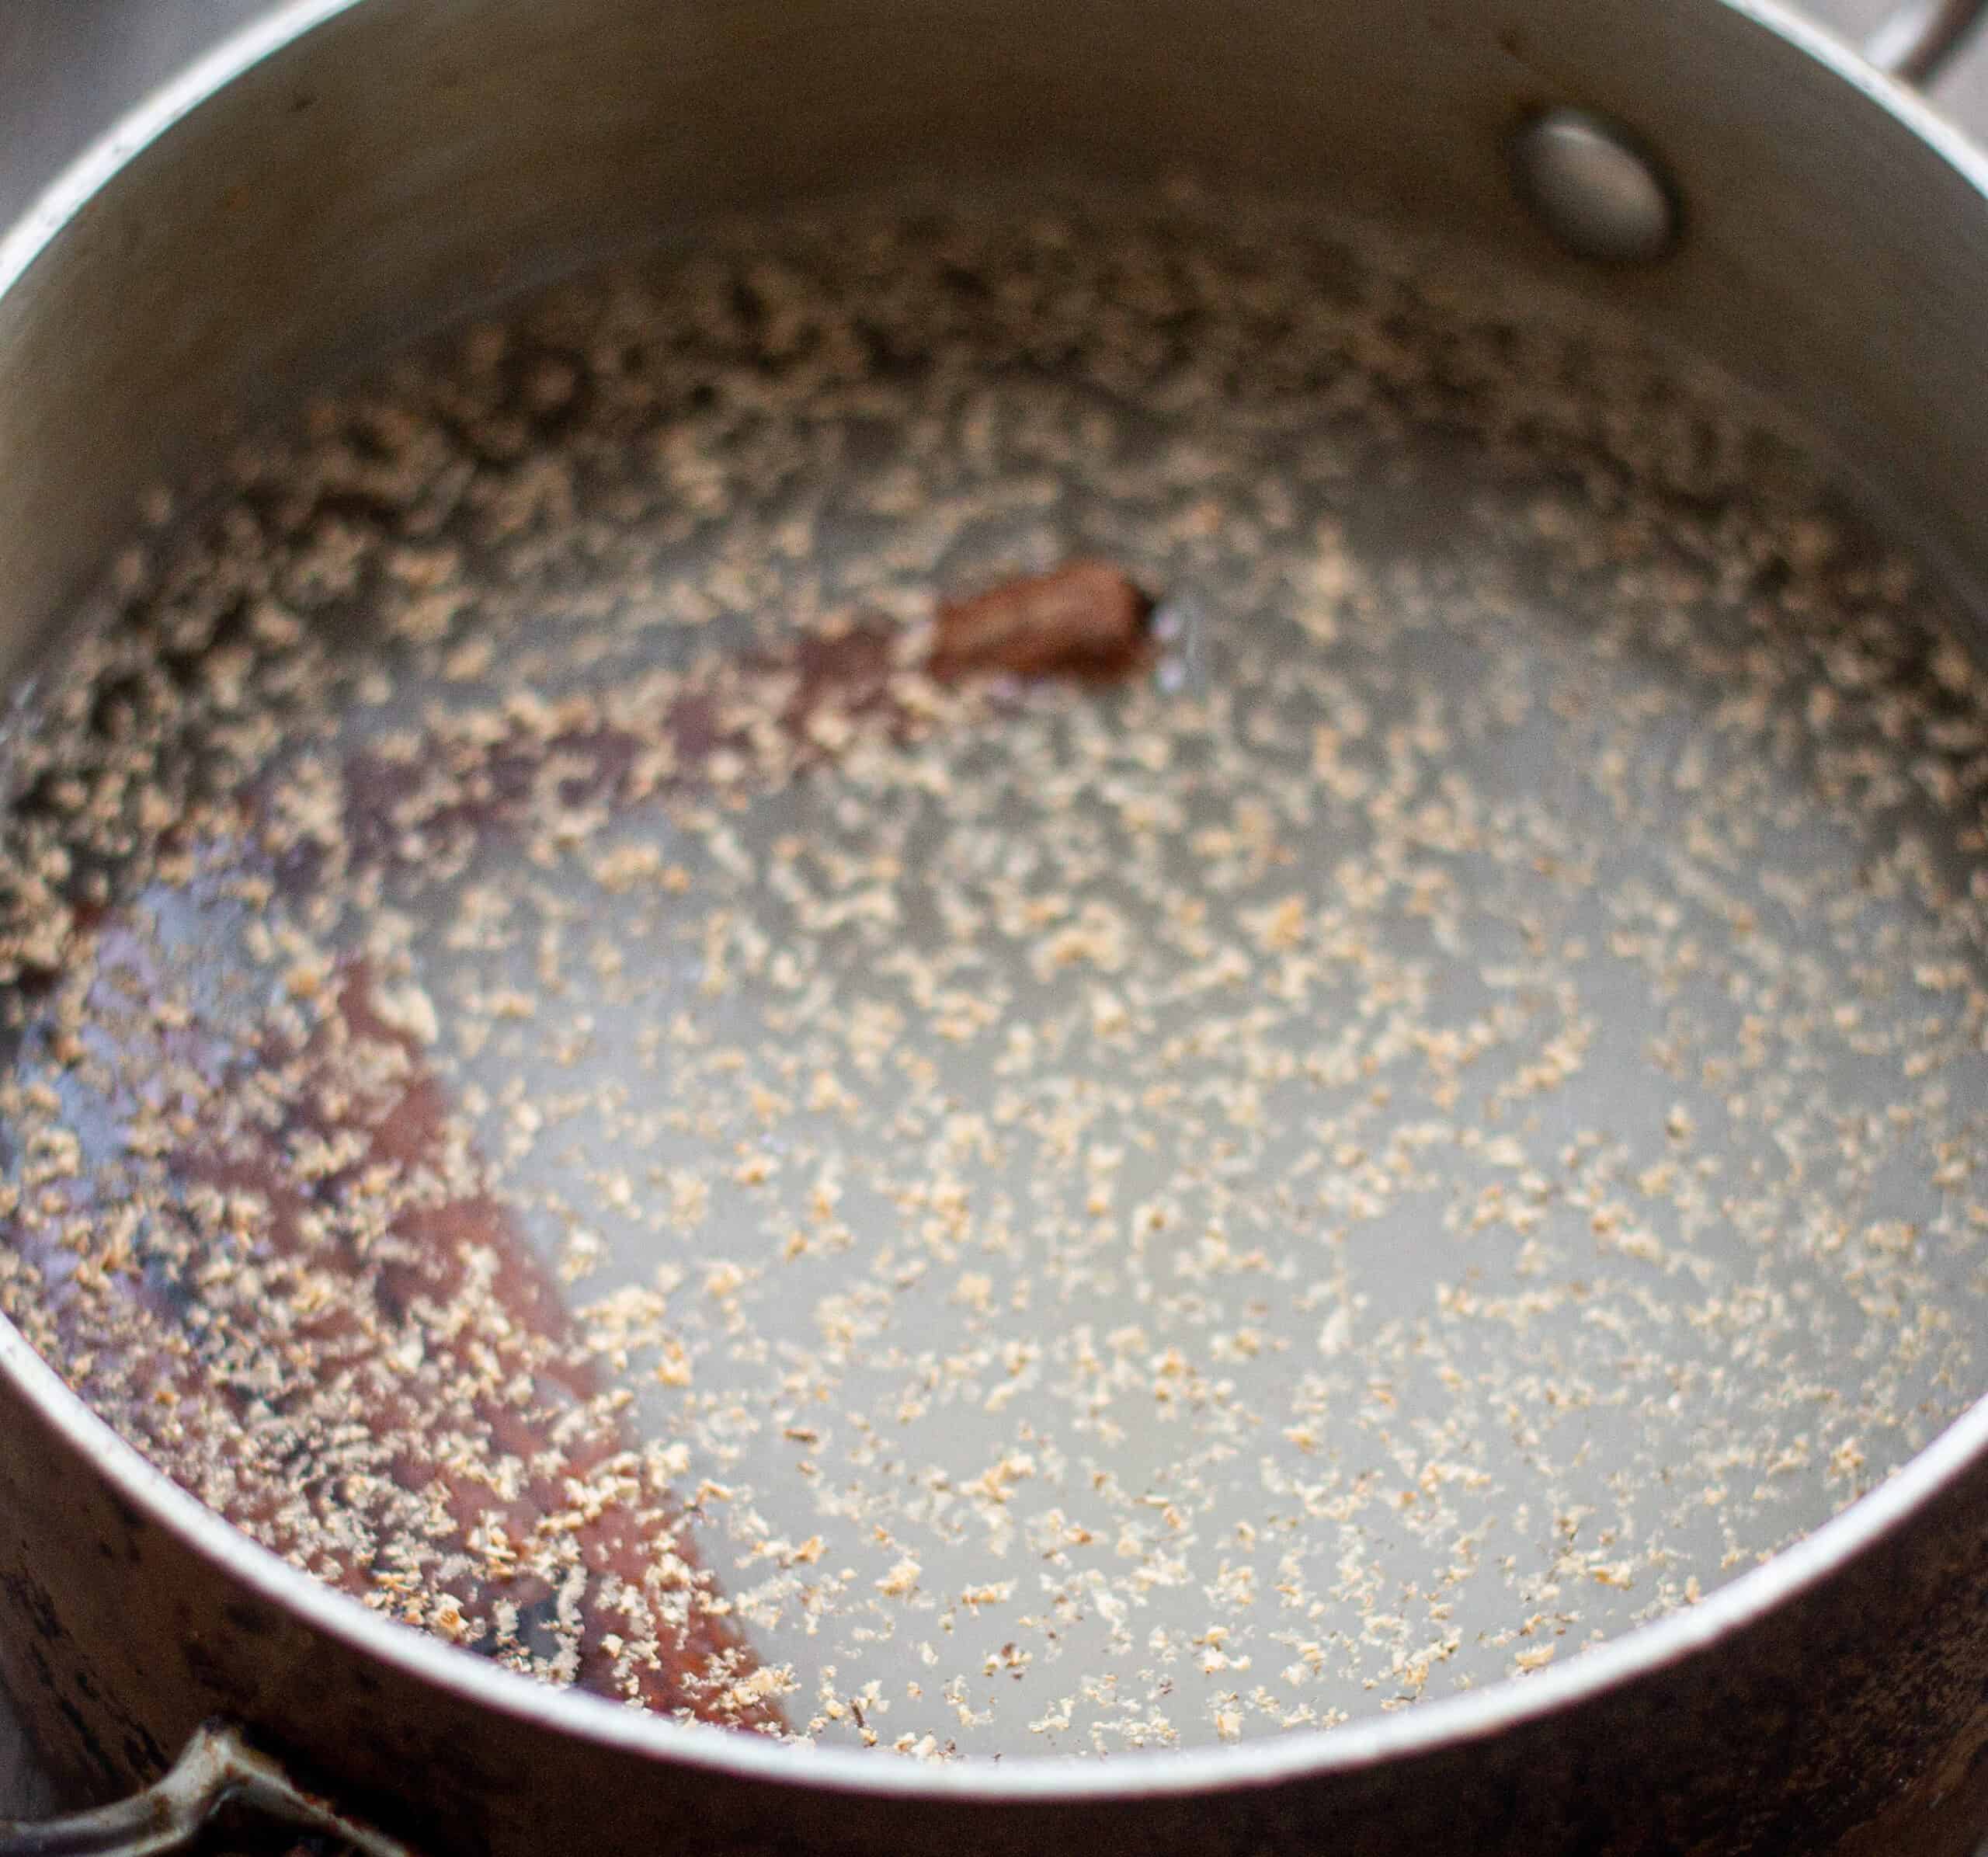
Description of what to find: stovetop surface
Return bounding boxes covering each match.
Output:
[0,0,1983,1846]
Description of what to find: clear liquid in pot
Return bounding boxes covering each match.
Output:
[4,190,1987,1758]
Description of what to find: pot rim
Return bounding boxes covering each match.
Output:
[2,0,1986,1807]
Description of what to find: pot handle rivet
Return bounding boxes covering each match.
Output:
[0,1720,415,1857]
[1508,109,1679,265]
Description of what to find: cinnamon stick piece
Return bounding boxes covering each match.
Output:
[927,560,1155,684]
[5,942,784,1731]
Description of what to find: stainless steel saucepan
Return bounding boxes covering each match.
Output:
[0,2,1986,1853]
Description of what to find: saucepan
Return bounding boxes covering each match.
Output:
[0,1,1986,1853]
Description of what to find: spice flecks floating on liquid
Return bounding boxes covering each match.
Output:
[2,191,1986,1758]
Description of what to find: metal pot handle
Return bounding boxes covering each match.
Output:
[0,1721,413,1857]
[1868,0,1988,85]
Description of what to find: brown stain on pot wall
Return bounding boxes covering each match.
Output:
[1832,1698,1988,1857]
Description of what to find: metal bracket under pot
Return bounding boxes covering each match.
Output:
[0,1722,409,1857]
